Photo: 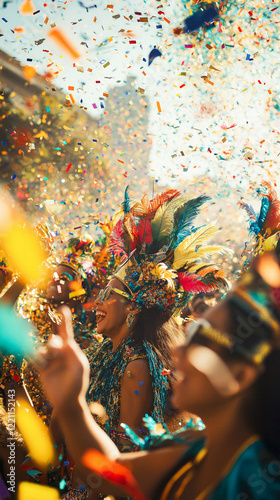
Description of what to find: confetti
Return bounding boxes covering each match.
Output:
[16,399,55,469]
[82,449,147,500]
[0,303,35,356]
[18,483,59,500]
[47,27,81,60]
[2,224,48,283]
[19,0,35,15]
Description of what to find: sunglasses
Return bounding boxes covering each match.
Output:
[187,319,234,350]
[187,318,271,367]
[96,285,131,303]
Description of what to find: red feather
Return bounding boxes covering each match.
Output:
[133,219,153,249]
[82,449,148,500]
[178,272,211,294]
[109,219,127,257]
[260,182,280,234]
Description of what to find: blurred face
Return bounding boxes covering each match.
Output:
[171,302,245,416]
[46,264,85,304]
[191,298,210,319]
[94,277,131,337]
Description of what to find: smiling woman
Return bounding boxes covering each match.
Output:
[61,186,228,499]
[87,275,183,442]
[37,251,280,500]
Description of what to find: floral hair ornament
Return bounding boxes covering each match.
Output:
[110,187,229,317]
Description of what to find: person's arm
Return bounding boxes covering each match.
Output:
[117,358,153,445]
[55,397,188,500]
[36,307,189,499]
[0,279,25,305]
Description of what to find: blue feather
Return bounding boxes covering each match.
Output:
[172,195,210,247]
[257,197,270,231]
[122,186,131,214]
[249,220,261,237]
[238,201,257,222]
[238,200,261,237]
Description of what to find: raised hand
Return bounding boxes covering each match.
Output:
[35,305,90,412]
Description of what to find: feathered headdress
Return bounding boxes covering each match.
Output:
[239,182,280,259]
[110,187,229,316]
[61,234,94,279]
[90,217,122,288]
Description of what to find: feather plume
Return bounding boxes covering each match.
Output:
[172,195,211,247]
[122,186,131,214]
[180,245,229,265]
[151,194,191,243]
[173,225,219,270]
[238,200,260,237]
[109,219,127,257]
[257,182,280,235]
[196,266,228,290]
[131,189,180,219]
[257,197,270,231]
[133,219,153,249]
[177,272,211,294]
[238,200,257,223]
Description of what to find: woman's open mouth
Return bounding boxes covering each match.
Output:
[95,311,107,324]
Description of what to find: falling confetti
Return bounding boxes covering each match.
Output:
[16,399,55,469]
[47,27,81,60]
[18,483,60,500]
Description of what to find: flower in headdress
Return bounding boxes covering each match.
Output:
[151,263,177,290]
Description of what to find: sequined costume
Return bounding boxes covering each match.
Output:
[86,335,169,444]
[61,335,172,500]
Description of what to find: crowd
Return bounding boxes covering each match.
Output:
[0,182,280,499]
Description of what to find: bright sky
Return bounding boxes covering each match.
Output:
[1,0,280,189]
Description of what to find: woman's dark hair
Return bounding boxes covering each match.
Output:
[226,299,280,456]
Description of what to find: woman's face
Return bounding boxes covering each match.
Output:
[46,264,84,304]
[171,301,242,416]
[94,277,131,337]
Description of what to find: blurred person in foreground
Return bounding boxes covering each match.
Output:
[35,256,280,498]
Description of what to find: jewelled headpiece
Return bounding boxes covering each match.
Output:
[110,187,229,316]
[191,253,280,366]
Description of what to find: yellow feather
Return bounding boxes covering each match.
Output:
[182,245,229,264]
[173,225,219,270]
[151,194,191,241]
